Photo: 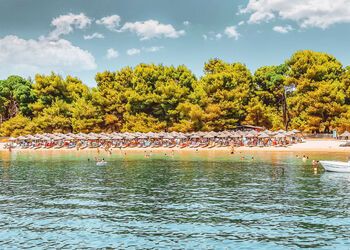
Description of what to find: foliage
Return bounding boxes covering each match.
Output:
[1,50,350,136]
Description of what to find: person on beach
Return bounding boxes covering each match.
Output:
[230,145,235,155]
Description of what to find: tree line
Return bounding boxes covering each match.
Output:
[1,50,350,137]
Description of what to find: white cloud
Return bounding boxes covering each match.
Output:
[224,26,240,40]
[126,48,141,56]
[83,32,104,40]
[120,20,185,40]
[96,15,121,31]
[215,33,223,40]
[238,21,245,26]
[240,0,350,29]
[0,35,96,76]
[106,48,119,59]
[183,21,190,26]
[203,32,222,41]
[144,46,164,52]
[48,13,91,40]
[273,25,293,33]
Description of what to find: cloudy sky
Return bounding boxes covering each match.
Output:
[1,0,350,86]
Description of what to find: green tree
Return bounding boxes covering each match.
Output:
[0,76,34,123]
[199,59,253,130]
[286,50,345,132]
[0,114,33,137]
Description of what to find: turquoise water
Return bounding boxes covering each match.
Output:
[1,151,350,249]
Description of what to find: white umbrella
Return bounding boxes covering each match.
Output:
[258,133,270,138]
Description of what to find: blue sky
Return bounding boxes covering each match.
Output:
[1,0,350,86]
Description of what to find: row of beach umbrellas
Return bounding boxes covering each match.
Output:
[10,129,301,142]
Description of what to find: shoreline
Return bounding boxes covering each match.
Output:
[1,140,350,153]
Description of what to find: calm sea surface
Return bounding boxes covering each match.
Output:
[1,150,350,249]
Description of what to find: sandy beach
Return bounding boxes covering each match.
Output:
[1,139,349,153]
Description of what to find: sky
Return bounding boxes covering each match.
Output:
[1,0,350,86]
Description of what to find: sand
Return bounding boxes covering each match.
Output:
[0,139,349,153]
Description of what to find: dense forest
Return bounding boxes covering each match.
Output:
[1,50,350,136]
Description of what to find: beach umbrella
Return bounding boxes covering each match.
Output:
[204,134,214,139]
[285,131,295,136]
[277,129,286,133]
[27,135,40,140]
[292,129,301,133]
[258,133,270,138]
[190,134,200,139]
[137,134,148,139]
[274,133,286,138]
[158,132,166,137]
[235,131,244,136]
[250,130,258,135]
[175,134,187,139]
[245,133,255,138]
[87,135,98,140]
[170,131,179,136]
[124,135,135,140]
[262,129,272,135]
[99,135,110,140]
[217,133,228,138]
[40,136,51,141]
[195,131,204,137]
[208,131,218,136]
[230,132,242,138]
[163,134,174,139]
[112,135,123,140]
[151,134,160,139]
[74,135,85,140]
[340,131,350,137]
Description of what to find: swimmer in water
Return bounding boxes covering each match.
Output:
[302,155,307,162]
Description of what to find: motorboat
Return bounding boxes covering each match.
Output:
[96,161,107,166]
[320,161,350,173]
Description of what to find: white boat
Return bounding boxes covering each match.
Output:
[96,161,107,166]
[320,161,350,173]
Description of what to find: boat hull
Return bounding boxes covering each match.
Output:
[320,161,350,173]
[96,162,107,166]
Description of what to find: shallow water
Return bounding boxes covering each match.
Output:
[1,150,350,249]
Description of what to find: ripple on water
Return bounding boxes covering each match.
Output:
[1,153,350,249]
